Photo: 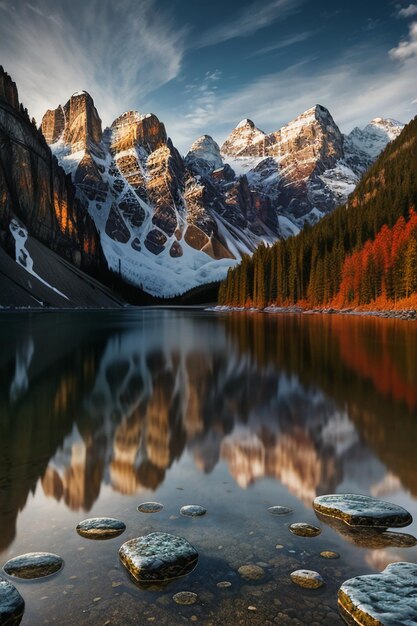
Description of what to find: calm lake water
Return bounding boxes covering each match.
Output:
[1,309,417,625]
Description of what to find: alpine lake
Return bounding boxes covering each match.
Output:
[1,308,417,625]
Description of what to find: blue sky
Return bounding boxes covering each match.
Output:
[0,0,416,151]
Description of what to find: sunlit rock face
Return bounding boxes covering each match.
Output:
[221,119,269,158]
[0,67,105,274]
[40,106,65,144]
[42,93,280,298]
[63,92,102,152]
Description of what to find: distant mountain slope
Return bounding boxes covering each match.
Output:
[219,114,417,309]
[221,106,404,227]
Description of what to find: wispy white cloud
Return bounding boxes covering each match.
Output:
[398,3,417,17]
[0,0,188,125]
[196,0,304,48]
[390,21,417,59]
[247,29,319,58]
[164,45,416,153]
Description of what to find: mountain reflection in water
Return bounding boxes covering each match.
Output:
[0,310,416,555]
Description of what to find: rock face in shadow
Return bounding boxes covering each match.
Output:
[0,67,106,278]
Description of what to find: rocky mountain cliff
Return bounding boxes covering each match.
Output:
[221,105,404,228]
[36,76,403,299]
[42,94,278,298]
[0,67,119,307]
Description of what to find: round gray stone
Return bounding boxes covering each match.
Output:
[137,502,164,514]
[314,494,412,528]
[0,579,24,624]
[119,532,198,583]
[289,523,321,537]
[338,562,417,625]
[180,505,207,518]
[267,506,293,516]
[3,552,63,580]
[76,517,126,540]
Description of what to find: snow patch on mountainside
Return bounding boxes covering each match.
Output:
[9,219,69,300]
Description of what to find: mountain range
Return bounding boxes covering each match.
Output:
[0,66,404,304]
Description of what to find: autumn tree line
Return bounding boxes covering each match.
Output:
[218,115,417,309]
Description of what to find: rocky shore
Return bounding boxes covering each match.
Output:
[211,305,417,321]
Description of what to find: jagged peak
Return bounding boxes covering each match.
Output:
[71,90,89,98]
[186,134,223,169]
[236,118,256,130]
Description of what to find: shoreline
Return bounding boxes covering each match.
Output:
[210,305,417,321]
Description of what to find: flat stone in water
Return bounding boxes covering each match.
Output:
[238,565,265,581]
[338,562,417,625]
[314,494,412,528]
[180,505,207,518]
[0,579,25,624]
[3,553,63,580]
[217,581,232,588]
[267,506,293,516]
[76,517,126,540]
[173,591,198,605]
[137,502,164,514]
[320,551,340,559]
[291,570,325,589]
[289,523,321,537]
[119,532,198,583]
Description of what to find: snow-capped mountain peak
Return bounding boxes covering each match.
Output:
[346,117,404,160]
[186,135,223,170]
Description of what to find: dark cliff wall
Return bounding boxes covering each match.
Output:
[0,66,106,275]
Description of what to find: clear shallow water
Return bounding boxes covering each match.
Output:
[1,309,417,625]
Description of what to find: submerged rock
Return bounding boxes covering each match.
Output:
[313,494,412,528]
[289,523,321,537]
[238,565,265,581]
[290,569,325,589]
[3,552,63,580]
[76,517,126,539]
[119,532,198,583]
[217,581,232,588]
[180,505,207,518]
[173,591,198,605]
[320,551,340,559]
[338,562,417,625]
[267,506,293,516]
[137,502,164,514]
[0,579,24,624]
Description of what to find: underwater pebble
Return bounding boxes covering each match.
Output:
[238,565,265,581]
[173,591,198,605]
